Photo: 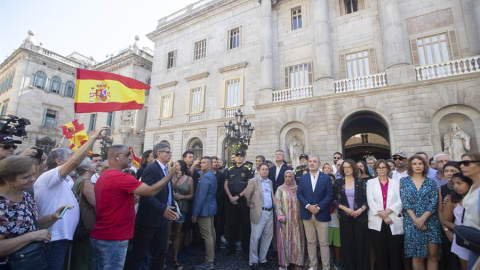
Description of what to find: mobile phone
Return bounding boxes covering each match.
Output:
[59,207,69,218]
[170,162,174,167]
[102,129,111,136]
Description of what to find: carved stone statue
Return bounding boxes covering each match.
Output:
[288,134,304,169]
[121,110,135,127]
[443,123,471,161]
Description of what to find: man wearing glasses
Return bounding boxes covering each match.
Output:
[0,134,44,161]
[391,150,408,181]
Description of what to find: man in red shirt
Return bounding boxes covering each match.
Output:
[90,144,178,270]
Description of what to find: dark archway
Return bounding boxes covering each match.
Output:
[341,111,391,161]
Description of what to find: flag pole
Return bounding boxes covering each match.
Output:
[59,135,65,146]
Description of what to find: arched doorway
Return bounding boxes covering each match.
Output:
[187,137,203,159]
[341,111,391,161]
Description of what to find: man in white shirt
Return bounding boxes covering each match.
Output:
[34,126,109,270]
[391,150,408,181]
[90,153,102,184]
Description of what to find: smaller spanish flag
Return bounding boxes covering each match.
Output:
[74,69,150,113]
[61,120,89,151]
[129,146,141,169]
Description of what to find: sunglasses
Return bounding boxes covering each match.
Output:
[457,160,480,167]
[393,157,405,161]
[0,144,17,150]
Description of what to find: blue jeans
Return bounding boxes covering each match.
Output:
[44,239,71,270]
[90,238,129,270]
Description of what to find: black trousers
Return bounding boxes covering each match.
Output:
[214,199,226,245]
[226,197,250,252]
[124,223,168,270]
[370,222,404,270]
[340,219,370,270]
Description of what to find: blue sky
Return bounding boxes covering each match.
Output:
[0,0,198,62]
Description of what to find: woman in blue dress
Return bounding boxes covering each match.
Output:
[399,155,441,270]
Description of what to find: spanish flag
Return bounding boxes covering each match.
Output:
[61,119,89,151]
[74,69,150,113]
[129,146,141,169]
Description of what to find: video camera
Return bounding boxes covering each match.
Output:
[0,114,31,137]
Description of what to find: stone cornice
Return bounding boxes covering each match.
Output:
[218,61,248,73]
[185,72,209,82]
[157,81,178,89]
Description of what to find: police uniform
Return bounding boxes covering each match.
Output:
[225,162,253,253]
[294,166,309,184]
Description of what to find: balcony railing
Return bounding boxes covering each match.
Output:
[334,73,387,93]
[188,113,202,122]
[159,120,170,126]
[415,56,480,80]
[224,107,241,118]
[272,85,313,103]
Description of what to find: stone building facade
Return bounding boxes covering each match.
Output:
[0,32,152,155]
[145,0,480,163]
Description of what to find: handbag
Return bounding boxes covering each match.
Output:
[454,225,480,254]
[73,180,96,242]
[6,241,47,270]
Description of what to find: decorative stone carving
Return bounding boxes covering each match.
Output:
[288,134,304,169]
[154,133,161,142]
[168,134,174,140]
[183,131,190,139]
[443,123,471,161]
[121,110,135,127]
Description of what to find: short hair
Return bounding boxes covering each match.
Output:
[434,153,451,163]
[122,168,136,177]
[182,151,194,158]
[220,159,226,165]
[0,156,35,185]
[201,156,212,164]
[46,148,71,170]
[211,156,219,161]
[91,153,101,158]
[339,159,360,178]
[373,159,391,175]
[366,157,377,163]
[140,150,153,167]
[255,155,265,162]
[309,154,321,162]
[76,157,92,176]
[107,145,128,160]
[407,155,430,177]
[275,150,285,157]
[415,152,429,159]
[333,152,343,158]
[258,162,269,170]
[152,143,170,159]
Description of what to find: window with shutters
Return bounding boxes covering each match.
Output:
[167,50,177,69]
[228,27,241,50]
[284,63,313,89]
[49,76,61,94]
[64,81,75,98]
[339,0,364,16]
[159,93,174,119]
[291,7,302,30]
[42,109,57,129]
[106,112,115,127]
[88,114,97,131]
[194,40,207,60]
[346,50,370,78]
[33,71,47,89]
[187,87,204,114]
[0,103,7,117]
[415,33,452,66]
[223,78,243,108]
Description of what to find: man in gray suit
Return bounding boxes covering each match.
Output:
[192,156,217,270]
[245,163,274,270]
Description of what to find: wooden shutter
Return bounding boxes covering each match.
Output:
[368,48,377,74]
[185,89,191,115]
[410,39,420,66]
[239,77,244,106]
[200,86,205,112]
[284,67,289,88]
[448,30,461,59]
[340,54,347,79]
[221,80,226,109]
[307,62,313,84]
[168,93,174,118]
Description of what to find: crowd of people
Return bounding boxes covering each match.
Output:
[1,126,480,270]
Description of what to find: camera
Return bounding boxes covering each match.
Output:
[34,148,44,159]
[0,115,31,137]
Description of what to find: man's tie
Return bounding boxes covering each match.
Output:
[164,166,172,206]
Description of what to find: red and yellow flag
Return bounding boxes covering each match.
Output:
[61,119,89,151]
[74,69,150,113]
[129,146,141,169]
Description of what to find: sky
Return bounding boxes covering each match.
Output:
[0,0,201,63]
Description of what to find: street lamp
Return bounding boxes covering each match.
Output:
[100,137,113,158]
[224,109,254,146]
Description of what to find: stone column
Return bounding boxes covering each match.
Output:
[260,0,273,91]
[473,0,480,50]
[313,0,333,80]
[460,0,480,55]
[378,0,416,84]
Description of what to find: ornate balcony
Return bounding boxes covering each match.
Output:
[272,85,313,103]
[415,56,480,80]
[224,107,242,118]
[188,113,202,122]
[334,73,387,93]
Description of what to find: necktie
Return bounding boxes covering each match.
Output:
[165,166,172,206]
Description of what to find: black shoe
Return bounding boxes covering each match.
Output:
[250,263,259,270]
[259,262,272,269]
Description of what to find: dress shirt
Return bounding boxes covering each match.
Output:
[275,164,282,180]
[260,177,272,208]
[310,172,319,192]
[156,160,172,206]
[431,172,449,188]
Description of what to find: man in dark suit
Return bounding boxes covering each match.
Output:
[268,150,293,192]
[297,154,333,270]
[192,156,217,269]
[124,142,179,270]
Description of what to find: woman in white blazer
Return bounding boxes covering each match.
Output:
[367,159,404,270]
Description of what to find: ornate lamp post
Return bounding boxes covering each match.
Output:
[224,109,255,149]
[99,137,113,159]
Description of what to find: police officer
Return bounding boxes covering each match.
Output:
[294,154,309,184]
[224,150,253,256]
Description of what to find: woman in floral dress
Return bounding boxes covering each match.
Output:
[275,170,305,270]
[400,155,441,270]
